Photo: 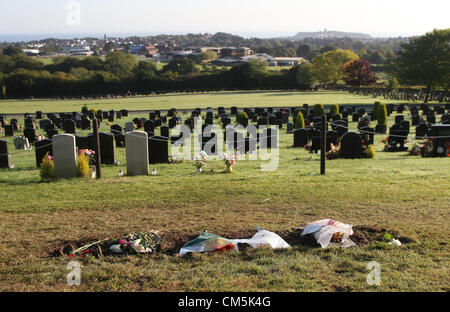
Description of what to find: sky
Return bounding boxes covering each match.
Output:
[0,0,449,41]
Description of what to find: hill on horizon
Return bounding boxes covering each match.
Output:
[289,30,373,40]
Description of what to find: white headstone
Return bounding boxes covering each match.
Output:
[53,134,77,178]
[14,136,31,150]
[126,131,149,176]
[124,122,134,133]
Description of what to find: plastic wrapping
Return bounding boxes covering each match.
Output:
[301,219,356,248]
[179,232,238,255]
[233,227,290,249]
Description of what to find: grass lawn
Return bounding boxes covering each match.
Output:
[0,91,414,115]
[0,92,448,292]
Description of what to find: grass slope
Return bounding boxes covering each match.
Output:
[0,94,448,292]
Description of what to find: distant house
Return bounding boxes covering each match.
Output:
[63,46,92,56]
[211,54,307,67]
[221,47,252,57]
[272,57,307,66]
[22,49,40,56]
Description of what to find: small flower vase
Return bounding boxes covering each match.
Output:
[196,168,202,173]
[226,165,233,173]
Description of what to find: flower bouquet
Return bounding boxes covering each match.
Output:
[223,153,236,173]
[326,143,340,160]
[193,151,208,172]
[109,231,162,254]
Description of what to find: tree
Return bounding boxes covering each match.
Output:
[342,59,377,87]
[313,103,324,116]
[104,51,137,79]
[328,104,339,116]
[311,49,359,85]
[288,62,314,89]
[3,46,23,56]
[294,110,305,129]
[199,50,218,63]
[69,67,94,80]
[372,101,381,121]
[0,55,14,73]
[133,61,157,80]
[230,59,267,89]
[162,58,199,76]
[296,44,313,59]
[392,29,450,102]
[384,76,399,93]
[377,103,387,125]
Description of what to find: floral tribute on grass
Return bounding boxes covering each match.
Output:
[40,152,54,180]
[223,153,236,173]
[192,151,208,173]
[67,231,162,258]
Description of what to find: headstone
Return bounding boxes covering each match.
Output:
[125,122,135,133]
[144,120,155,133]
[359,127,374,145]
[126,131,149,176]
[63,119,76,134]
[340,132,363,158]
[99,133,115,165]
[148,136,169,164]
[395,115,404,124]
[53,134,77,178]
[110,124,123,137]
[0,140,10,168]
[160,126,169,138]
[4,125,13,137]
[35,139,53,167]
[415,123,430,139]
[261,128,278,149]
[24,128,36,143]
[286,123,294,133]
[14,136,30,150]
[293,128,309,147]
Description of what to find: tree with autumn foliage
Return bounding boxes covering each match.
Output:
[343,59,377,87]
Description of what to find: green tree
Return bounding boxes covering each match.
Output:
[162,58,199,76]
[104,51,137,79]
[3,46,23,56]
[384,76,399,93]
[328,104,339,116]
[372,101,381,121]
[230,59,267,89]
[133,61,157,80]
[69,67,94,80]
[288,62,314,89]
[377,103,387,125]
[0,55,14,73]
[392,28,450,102]
[313,103,325,117]
[294,110,305,129]
[311,49,359,85]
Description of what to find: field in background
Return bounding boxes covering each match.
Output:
[0,92,448,291]
[0,91,411,115]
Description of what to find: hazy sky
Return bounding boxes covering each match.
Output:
[0,0,449,39]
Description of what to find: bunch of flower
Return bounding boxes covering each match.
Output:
[408,143,421,156]
[78,149,95,164]
[109,231,161,254]
[193,151,208,170]
[40,152,54,180]
[223,153,236,167]
[326,143,340,160]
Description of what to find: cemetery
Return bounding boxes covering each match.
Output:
[0,91,449,291]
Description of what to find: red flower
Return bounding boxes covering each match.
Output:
[68,254,74,258]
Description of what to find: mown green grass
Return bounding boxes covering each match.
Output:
[0,91,411,115]
[0,93,448,292]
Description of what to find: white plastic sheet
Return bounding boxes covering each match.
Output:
[301,219,356,248]
[233,227,290,249]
